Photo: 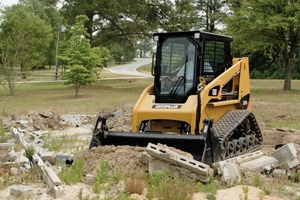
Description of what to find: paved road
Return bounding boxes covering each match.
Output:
[109,58,152,77]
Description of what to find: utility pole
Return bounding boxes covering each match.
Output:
[55,24,65,80]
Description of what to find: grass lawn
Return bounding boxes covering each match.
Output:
[1,78,300,130]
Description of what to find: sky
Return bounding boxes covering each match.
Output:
[1,0,19,6]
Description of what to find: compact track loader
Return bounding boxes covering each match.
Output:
[90,31,263,165]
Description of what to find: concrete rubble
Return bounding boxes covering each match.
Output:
[146,142,299,187]
[0,111,300,199]
[0,112,91,199]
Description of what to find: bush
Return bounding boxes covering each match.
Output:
[146,170,196,200]
[59,159,84,184]
[125,174,147,195]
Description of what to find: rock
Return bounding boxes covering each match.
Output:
[85,174,95,185]
[140,151,150,164]
[2,149,16,163]
[11,167,19,175]
[39,112,55,118]
[272,169,287,178]
[10,185,32,198]
[218,161,241,187]
[16,120,29,125]
[0,143,14,150]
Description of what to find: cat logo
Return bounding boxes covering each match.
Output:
[212,89,218,96]
[152,104,182,109]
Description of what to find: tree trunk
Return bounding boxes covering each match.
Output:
[75,82,80,97]
[283,58,292,91]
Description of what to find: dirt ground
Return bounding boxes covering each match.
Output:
[0,104,300,200]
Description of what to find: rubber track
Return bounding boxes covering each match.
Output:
[212,110,263,159]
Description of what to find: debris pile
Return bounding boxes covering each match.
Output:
[0,110,300,199]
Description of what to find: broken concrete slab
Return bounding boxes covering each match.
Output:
[271,143,298,169]
[10,185,32,198]
[32,130,49,137]
[146,143,213,182]
[272,169,287,178]
[40,151,56,165]
[43,165,62,187]
[218,161,241,187]
[239,156,278,172]
[15,150,30,164]
[279,158,299,170]
[212,151,264,170]
[52,185,64,198]
[225,151,264,165]
[56,153,73,165]
[272,143,297,162]
[12,128,29,148]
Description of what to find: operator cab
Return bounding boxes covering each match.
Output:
[152,31,233,103]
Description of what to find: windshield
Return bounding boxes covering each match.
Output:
[158,37,196,98]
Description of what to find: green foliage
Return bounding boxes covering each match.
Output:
[112,167,122,184]
[90,161,126,196]
[196,180,219,200]
[146,170,195,200]
[0,121,10,142]
[60,159,84,185]
[226,0,300,90]
[253,175,263,188]
[110,43,136,64]
[64,65,95,97]
[20,0,61,68]
[290,171,300,182]
[240,186,249,200]
[59,15,109,96]
[117,191,134,200]
[92,160,110,193]
[24,145,36,165]
[0,4,53,95]
[44,138,63,152]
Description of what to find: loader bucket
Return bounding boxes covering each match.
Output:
[89,116,218,164]
[101,131,206,161]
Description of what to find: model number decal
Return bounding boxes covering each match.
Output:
[152,104,182,109]
[242,100,248,106]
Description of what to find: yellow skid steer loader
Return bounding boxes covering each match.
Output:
[90,31,263,165]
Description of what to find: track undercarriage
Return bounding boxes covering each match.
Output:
[89,110,263,165]
[211,110,263,162]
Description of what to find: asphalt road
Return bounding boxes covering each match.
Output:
[109,58,152,77]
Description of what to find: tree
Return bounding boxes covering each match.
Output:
[226,0,300,90]
[20,0,61,68]
[59,15,110,96]
[0,5,52,95]
[136,39,153,58]
[61,0,199,49]
[196,0,228,32]
[64,65,95,97]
